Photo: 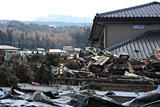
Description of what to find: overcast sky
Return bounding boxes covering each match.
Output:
[0,0,159,21]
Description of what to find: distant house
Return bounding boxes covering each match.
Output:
[63,46,73,52]
[36,48,45,51]
[74,48,82,52]
[90,2,160,50]
[17,51,33,55]
[0,45,19,52]
[49,49,68,55]
[49,49,63,53]
[36,48,45,54]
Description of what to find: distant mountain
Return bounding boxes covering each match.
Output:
[34,15,93,23]
[0,20,10,24]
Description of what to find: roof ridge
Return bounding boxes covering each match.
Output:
[98,1,160,17]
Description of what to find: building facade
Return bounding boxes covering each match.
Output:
[90,2,160,49]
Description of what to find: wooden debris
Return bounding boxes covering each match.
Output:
[127,62,134,73]
[100,57,110,66]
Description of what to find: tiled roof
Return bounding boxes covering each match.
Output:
[97,1,160,18]
[90,2,160,42]
[105,30,160,60]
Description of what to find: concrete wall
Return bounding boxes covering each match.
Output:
[106,24,160,48]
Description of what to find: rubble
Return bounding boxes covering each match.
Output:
[68,94,123,107]
[29,91,56,106]
[0,47,160,106]
[123,85,160,106]
[0,88,8,99]
[0,83,159,106]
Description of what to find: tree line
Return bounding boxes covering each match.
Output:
[0,21,91,50]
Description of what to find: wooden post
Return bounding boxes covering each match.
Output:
[104,27,106,49]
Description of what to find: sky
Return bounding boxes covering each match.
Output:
[0,0,160,21]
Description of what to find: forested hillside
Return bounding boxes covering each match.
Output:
[0,21,91,50]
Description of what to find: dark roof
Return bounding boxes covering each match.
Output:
[97,1,160,18]
[90,1,160,41]
[105,30,160,60]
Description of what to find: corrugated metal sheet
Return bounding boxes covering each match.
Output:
[98,2,160,18]
[105,30,160,60]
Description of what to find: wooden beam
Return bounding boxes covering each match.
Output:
[104,27,106,48]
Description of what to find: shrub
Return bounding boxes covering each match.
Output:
[0,66,18,86]
[65,60,79,70]
[34,64,53,84]
[27,54,45,63]
[13,63,33,83]
[44,53,60,67]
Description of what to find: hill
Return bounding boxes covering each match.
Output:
[0,20,92,27]
[0,21,91,50]
[23,21,92,27]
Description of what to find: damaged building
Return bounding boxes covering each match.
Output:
[106,30,160,60]
[1,1,160,107]
[90,1,160,59]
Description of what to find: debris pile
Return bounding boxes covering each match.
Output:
[0,84,160,106]
[0,47,160,106]
[0,47,160,87]
[50,48,160,87]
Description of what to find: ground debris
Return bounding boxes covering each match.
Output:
[0,47,160,106]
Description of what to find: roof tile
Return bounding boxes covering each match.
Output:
[98,2,160,18]
[105,30,160,60]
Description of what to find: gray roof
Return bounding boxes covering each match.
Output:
[63,46,73,51]
[97,1,160,18]
[105,30,160,60]
[90,2,160,42]
[36,48,45,51]
[0,45,19,50]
